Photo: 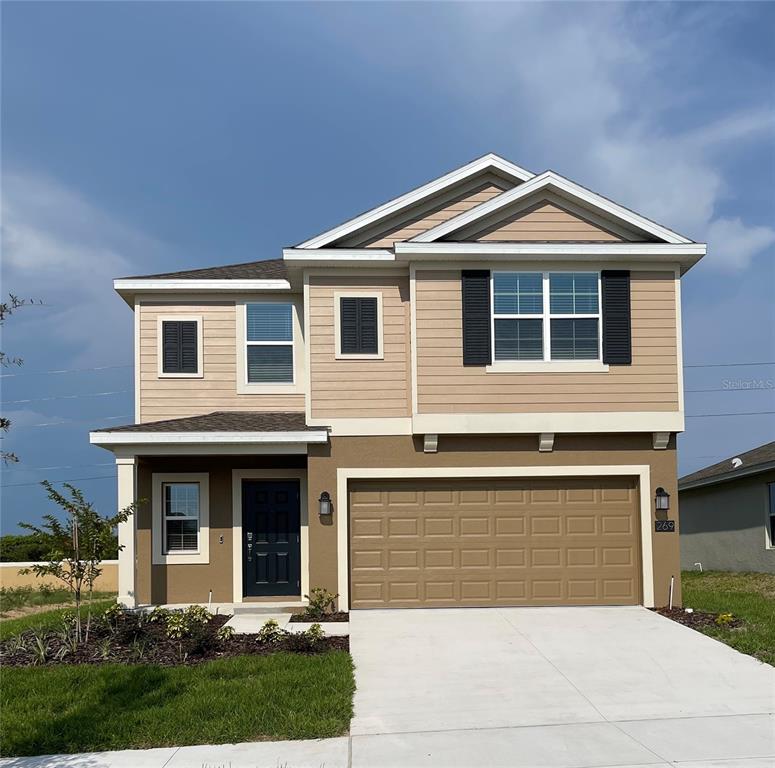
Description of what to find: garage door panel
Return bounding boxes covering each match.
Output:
[350,477,640,608]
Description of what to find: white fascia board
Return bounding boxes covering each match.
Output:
[412,411,684,435]
[90,430,329,446]
[394,242,706,266]
[412,171,694,245]
[294,154,535,250]
[282,248,396,264]
[114,279,291,292]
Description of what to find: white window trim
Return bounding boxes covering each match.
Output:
[152,473,210,565]
[156,315,204,378]
[766,482,775,550]
[235,298,305,395]
[489,270,605,371]
[333,291,384,360]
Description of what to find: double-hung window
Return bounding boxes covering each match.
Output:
[153,472,209,565]
[163,482,200,554]
[245,303,294,383]
[492,271,601,363]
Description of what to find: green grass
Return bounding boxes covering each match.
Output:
[0,599,116,642]
[1,652,355,755]
[0,585,115,614]
[682,570,775,666]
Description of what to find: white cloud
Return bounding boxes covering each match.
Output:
[704,217,775,271]
[1,174,172,366]
[332,3,775,269]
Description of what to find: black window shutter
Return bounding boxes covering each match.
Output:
[601,270,632,365]
[340,297,378,355]
[162,320,198,373]
[462,270,491,366]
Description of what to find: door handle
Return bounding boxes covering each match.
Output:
[246,532,253,562]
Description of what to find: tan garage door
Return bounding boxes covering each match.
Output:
[349,477,641,608]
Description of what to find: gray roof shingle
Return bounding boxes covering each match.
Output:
[679,440,775,489]
[96,411,320,433]
[124,258,288,281]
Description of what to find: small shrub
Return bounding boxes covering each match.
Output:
[30,634,49,665]
[165,613,189,641]
[285,622,326,653]
[147,606,171,624]
[217,624,236,642]
[715,612,735,626]
[303,587,338,620]
[184,605,212,625]
[257,619,284,645]
[102,602,123,628]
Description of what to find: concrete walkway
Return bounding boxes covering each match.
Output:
[3,607,773,767]
[349,606,775,767]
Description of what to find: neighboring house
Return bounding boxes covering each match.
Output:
[89,154,706,610]
[679,441,775,574]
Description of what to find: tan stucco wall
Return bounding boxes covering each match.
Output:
[680,469,775,574]
[132,436,680,607]
[307,434,681,607]
[134,455,305,605]
[0,561,118,591]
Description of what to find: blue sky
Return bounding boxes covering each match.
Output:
[2,2,774,531]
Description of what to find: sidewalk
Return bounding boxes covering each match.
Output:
[0,738,349,768]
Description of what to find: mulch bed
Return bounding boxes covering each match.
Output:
[0,611,348,668]
[289,612,349,623]
[653,607,743,631]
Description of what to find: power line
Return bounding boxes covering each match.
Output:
[2,461,114,473]
[26,415,132,428]
[0,364,131,379]
[4,390,130,405]
[685,387,775,394]
[1,475,115,489]
[683,361,775,369]
[686,410,775,418]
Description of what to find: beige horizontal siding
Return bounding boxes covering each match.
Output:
[309,276,411,418]
[342,183,507,248]
[468,202,623,242]
[415,270,679,414]
[138,302,304,422]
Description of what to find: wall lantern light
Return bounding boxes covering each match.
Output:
[655,487,670,512]
[318,491,333,517]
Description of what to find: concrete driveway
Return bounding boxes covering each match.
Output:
[350,606,775,767]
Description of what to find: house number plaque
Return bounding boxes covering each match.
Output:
[654,520,676,533]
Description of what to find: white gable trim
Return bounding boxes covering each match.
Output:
[295,154,534,250]
[411,171,693,245]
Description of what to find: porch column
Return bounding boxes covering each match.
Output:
[116,456,137,608]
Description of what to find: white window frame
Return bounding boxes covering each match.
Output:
[766,482,775,550]
[334,291,384,360]
[152,473,210,565]
[235,298,304,394]
[156,315,204,378]
[488,270,608,373]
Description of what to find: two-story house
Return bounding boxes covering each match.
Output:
[90,154,705,610]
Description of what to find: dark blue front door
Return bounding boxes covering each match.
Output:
[242,480,301,597]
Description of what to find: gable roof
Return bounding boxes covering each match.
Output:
[679,440,775,491]
[411,171,695,245]
[295,153,534,250]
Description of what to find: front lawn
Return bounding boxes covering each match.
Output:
[0,599,116,642]
[1,652,355,755]
[681,570,775,666]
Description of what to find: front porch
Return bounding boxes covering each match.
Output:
[89,411,330,608]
